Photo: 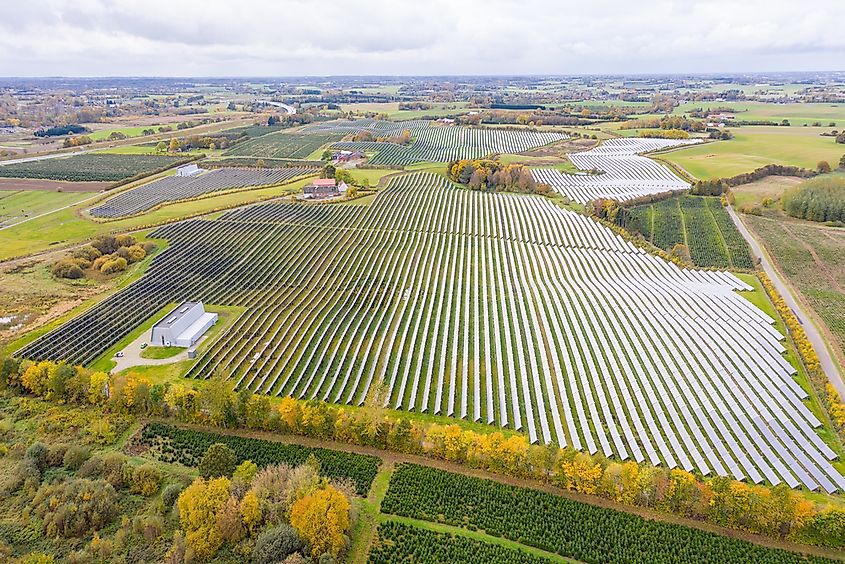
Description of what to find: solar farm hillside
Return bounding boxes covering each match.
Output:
[4,70,845,562]
[17,171,845,494]
[89,166,316,218]
[532,138,703,203]
[306,119,570,165]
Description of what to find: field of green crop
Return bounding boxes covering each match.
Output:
[662,127,845,179]
[0,154,182,182]
[0,190,92,228]
[628,195,754,269]
[224,131,345,159]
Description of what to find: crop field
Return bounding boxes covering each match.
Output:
[661,127,845,180]
[370,522,557,564]
[139,422,380,495]
[0,153,183,182]
[223,131,345,159]
[17,172,845,492]
[0,189,92,227]
[89,166,314,218]
[533,138,701,203]
[379,464,840,564]
[628,196,755,269]
[305,119,568,165]
[743,215,845,368]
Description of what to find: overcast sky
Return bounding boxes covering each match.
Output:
[1,0,843,77]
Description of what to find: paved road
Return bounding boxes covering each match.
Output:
[727,205,845,398]
[0,148,92,166]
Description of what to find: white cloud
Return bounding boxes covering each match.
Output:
[0,0,843,76]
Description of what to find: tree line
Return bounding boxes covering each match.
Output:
[447,159,552,195]
[1,355,843,549]
[782,175,845,223]
[692,164,819,196]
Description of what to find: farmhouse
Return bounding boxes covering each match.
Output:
[303,178,348,199]
[150,301,217,347]
[175,163,202,177]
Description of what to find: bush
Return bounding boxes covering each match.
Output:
[25,442,49,472]
[198,443,238,478]
[131,464,163,496]
[161,483,184,511]
[79,452,130,489]
[100,256,128,275]
[51,259,84,279]
[31,478,118,538]
[63,445,90,471]
[252,524,303,564]
[46,443,69,467]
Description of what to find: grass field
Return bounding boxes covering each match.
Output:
[0,190,93,227]
[139,345,183,359]
[661,126,845,179]
[340,101,473,119]
[0,175,315,261]
[673,101,845,127]
[743,214,845,372]
[88,126,162,141]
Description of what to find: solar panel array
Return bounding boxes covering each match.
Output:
[89,167,314,218]
[533,138,703,204]
[20,172,844,493]
[302,119,568,165]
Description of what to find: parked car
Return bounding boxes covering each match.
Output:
[115,351,124,358]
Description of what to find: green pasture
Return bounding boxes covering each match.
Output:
[661,126,845,179]
[0,175,315,261]
[673,101,845,127]
[0,189,93,227]
[88,126,163,141]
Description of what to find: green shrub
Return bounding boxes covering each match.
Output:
[130,464,163,496]
[31,478,118,538]
[252,524,303,564]
[161,483,184,511]
[51,259,84,279]
[198,443,238,478]
[63,445,90,471]
[25,442,48,471]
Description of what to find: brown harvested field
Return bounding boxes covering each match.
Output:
[743,213,845,369]
[0,177,109,192]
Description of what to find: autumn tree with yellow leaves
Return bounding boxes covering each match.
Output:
[289,484,351,558]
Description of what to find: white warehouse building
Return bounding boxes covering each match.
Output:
[150,302,217,348]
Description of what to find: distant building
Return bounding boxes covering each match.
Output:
[175,163,202,177]
[150,301,217,347]
[303,178,348,199]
